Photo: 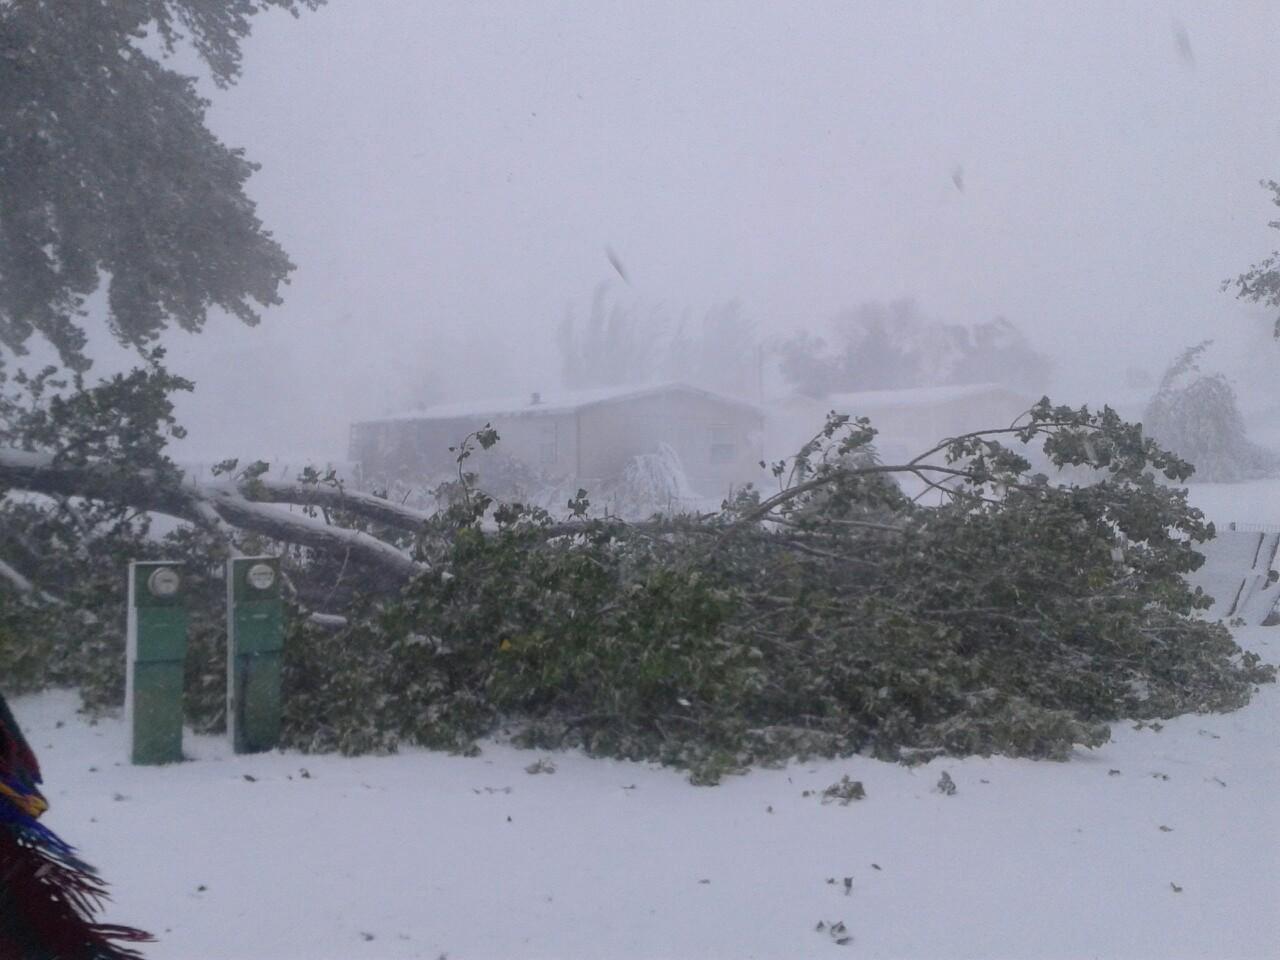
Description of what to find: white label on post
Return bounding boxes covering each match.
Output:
[247,563,276,590]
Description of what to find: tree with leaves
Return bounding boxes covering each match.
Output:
[0,1,323,371]
[557,286,759,399]
[1,6,324,945]
[777,300,1051,399]
[1143,342,1276,482]
[1,2,355,603]
[1225,179,1280,339]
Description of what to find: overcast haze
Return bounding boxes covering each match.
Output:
[101,0,1280,460]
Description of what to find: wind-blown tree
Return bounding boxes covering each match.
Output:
[556,285,662,390]
[1143,342,1277,482]
[1,2,365,598]
[0,1,351,708]
[556,286,760,399]
[1225,179,1280,338]
[661,300,759,400]
[0,0,323,370]
[0,0,336,534]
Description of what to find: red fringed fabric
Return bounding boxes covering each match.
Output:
[0,694,153,959]
[0,831,153,959]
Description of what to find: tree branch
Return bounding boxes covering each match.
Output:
[230,477,432,533]
[0,450,423,585]
[0,557,66,607]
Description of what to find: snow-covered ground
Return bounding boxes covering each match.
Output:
[12,622,1279,960]
[1186,479,1280,529]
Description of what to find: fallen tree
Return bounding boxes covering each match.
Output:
[274,402,1276,780]
[1,366,1275,780]
[0,449,426,584]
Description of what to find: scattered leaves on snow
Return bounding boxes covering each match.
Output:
[815,920,853,946]
[820,776,866,805]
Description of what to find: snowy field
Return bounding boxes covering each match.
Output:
[10,477,1280,959]
[11,623,1279,960]
[1186,479,1280,529]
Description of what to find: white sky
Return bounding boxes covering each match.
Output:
[120,0,1280,460]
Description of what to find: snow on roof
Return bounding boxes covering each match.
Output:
[802,382,1033,412]
[358,382,762,425]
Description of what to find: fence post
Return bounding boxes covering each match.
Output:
[227,556,284,754]
[126,561,187,765]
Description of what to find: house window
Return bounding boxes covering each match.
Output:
[710,424,735,464]
[539,422,557,465]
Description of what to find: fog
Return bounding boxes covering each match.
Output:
[84,0,1280,461]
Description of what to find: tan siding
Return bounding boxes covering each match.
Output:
[576,391,764,495]
[484,411,577,477]
[353,388,762,497]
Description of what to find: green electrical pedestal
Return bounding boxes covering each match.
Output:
[227,556,284,754]
[126,561,188,765]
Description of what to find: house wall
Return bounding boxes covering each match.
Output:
[350,412,579,486]
[485,411,578,480]
[576,390,764,495]
[351,389,765,498]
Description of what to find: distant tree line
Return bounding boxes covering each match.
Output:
[556,286,760,400]
[776,300,1052,399]
[556,288,1051,401]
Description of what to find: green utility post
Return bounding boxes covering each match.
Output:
[227,556,284,754]
[126,561,188,765]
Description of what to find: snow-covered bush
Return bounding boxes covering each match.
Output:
[1144,343,1277,482]
[604,443,702,520]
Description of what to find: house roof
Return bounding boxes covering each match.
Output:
[356,382,763,426]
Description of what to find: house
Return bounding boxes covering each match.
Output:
[768,383,1037,464]
[349,382,765,498]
